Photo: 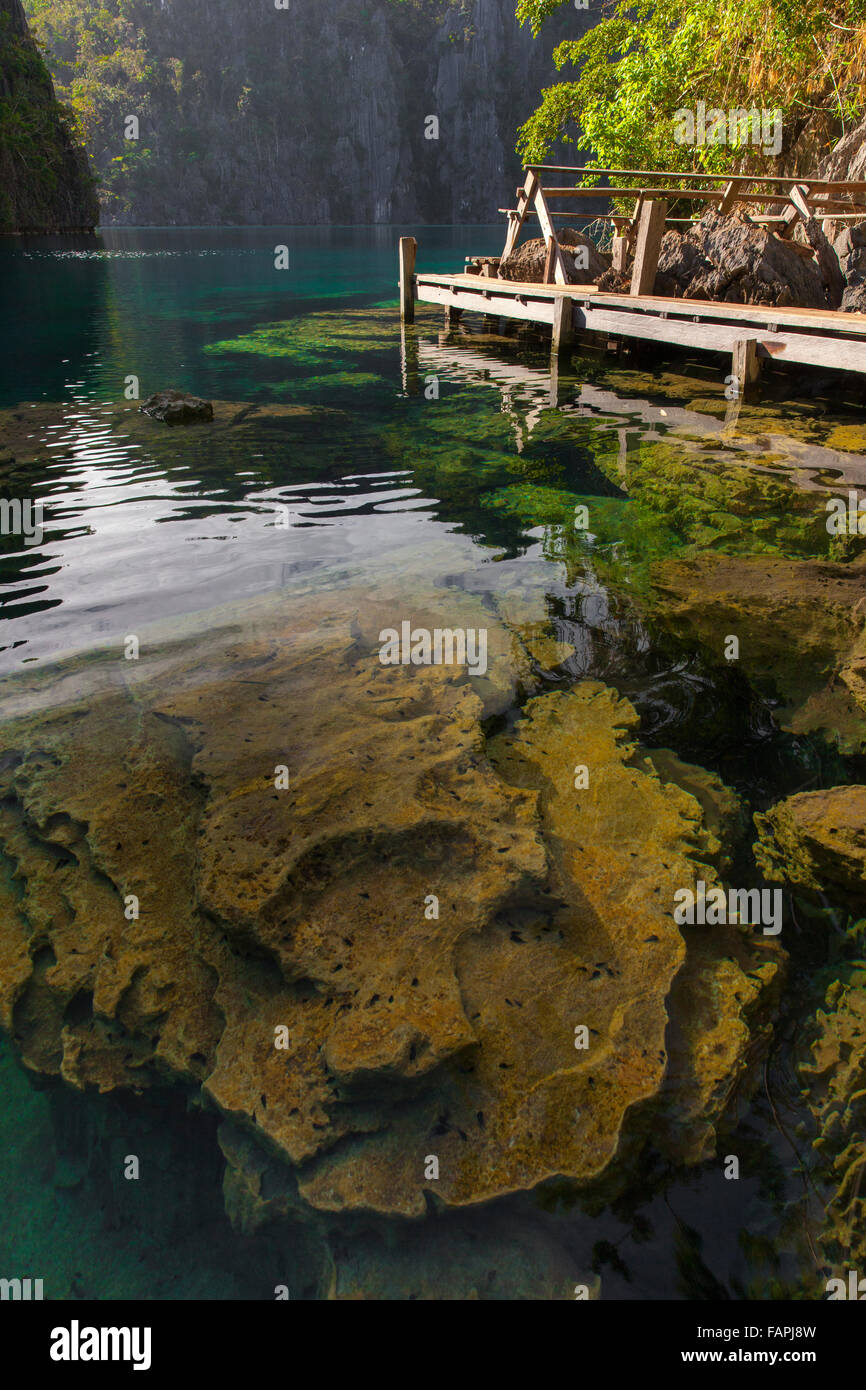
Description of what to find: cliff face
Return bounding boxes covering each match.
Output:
[23,0,586,226]
[0,0,97,233]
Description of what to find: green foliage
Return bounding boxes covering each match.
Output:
[0,7,97,231]
[516,0,866,172]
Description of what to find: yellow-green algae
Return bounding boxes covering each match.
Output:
[0,585,777,1248]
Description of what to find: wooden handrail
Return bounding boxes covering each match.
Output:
[525,164,866,193]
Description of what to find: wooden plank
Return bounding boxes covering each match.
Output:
[630,199,668,296]
[399,237,417,324]
[572,303,866,372]
[719,180,739,215]
[589,290,866,335]
[543,236,557,285]
[502,171,537,260]
[552,296,575,355]
[414,272,866,334]
[543,187,724,201]
[532,182,569,285]
[611,235,629,273]
[526,165,866,192]
[416,281,555,325]
[731,338,761,394]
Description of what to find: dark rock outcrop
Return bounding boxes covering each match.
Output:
[655,211,827,307]
[833,223,866,313]
[821,115,866,184]
[499,227,610,284]
[140,390,214,425]
[0,0,97,233]
[598,211,829,307]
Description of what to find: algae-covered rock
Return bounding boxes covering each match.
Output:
[140,390,214,425]
[649,552,866,752]
[754,785,866,907]
[800,965,866,1268]
[0,587,780,1253]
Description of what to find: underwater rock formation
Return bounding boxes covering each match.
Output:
[800,964,866,1270]
[0,588,779,1265]
[649,552,866,752]
[754,785,866,907]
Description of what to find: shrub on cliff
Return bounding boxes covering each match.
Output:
[516,0,866,175]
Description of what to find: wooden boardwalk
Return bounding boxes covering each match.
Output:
[398,164,866,385]
[411,271,866,375]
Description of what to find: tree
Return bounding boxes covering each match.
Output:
[515,0,866,175]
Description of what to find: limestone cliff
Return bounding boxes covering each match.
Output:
[0,0,97,233]
[22,0,583,226]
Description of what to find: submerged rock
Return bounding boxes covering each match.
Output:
[649,552,866,752]
[499,228,610,285]
[800,964,866,1269]
[754,785,866,907]
[0,590,779,1254]
[140,390,214,425]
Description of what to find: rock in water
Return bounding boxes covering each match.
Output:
[0,588,778,1240]
[499,228,610,285]
[140,390,214,425]
[754,785,866,906]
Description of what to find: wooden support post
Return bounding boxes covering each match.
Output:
[400,323,419,396]
[503,171,538,260]
[719,180,739,215]
[731,338,761,398]
[534,185,569,285]
[630,199,667,296]
[543,236,557,285]
[445,305,463,328]
[551,296,574,357]
[611,235,628,273]
[399,237,417,323]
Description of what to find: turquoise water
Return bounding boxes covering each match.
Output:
[1,227,864,1299]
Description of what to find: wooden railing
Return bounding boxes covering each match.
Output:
[497,166,866,297]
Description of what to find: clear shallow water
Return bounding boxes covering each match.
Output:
[1,227,865,1300]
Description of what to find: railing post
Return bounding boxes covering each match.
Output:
[399,237,417,323]
[552,295,574,356]
[630,199,667,296]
